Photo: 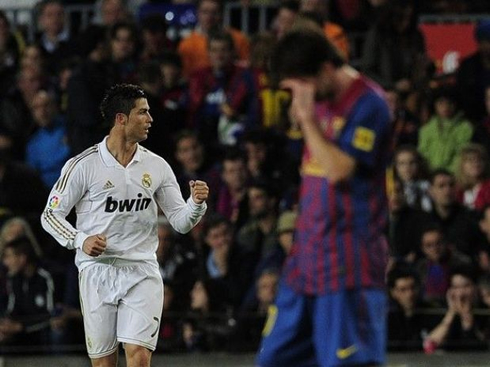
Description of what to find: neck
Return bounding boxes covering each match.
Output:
[106,131,137,167]
[435,203,452,219]
[333,65,359,101]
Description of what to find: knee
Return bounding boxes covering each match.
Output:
[125,345,152,367]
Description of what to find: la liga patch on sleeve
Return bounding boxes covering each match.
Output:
[352,127,375,152]
[49,196,60,209]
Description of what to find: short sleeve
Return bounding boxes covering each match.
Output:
[336,93,391,168]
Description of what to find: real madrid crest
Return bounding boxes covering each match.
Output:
[142,173,152,188]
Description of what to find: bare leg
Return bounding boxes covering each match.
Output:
[91,350,118,367]
[125,343,152,367]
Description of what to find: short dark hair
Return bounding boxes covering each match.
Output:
[201,213,231,238]
[208,30,235,53]
[387,265,420,289]
[37,0,63,16]
[100,84,147,125]
[271,30,345,81]
[429,168,453,185]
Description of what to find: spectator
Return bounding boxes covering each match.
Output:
[0,237,54,347]
[66,25,112,155]
[455,143,490,212]
[414,225,471,306]
[271,1,299,40]
[0,217,43,259]
[19,44,45,73]
[108,22,139,84]
[182,278,233,352]
[173,131,221,209]
[230,268,280,352]
[187,30,258,159]
[386,88,420,148]
[0,130,48,231]
[198,214,235,283]
[387,265,439,351]
[427,169,481,257]
[235,180,285,306]
[418,87,473,173]
[393,144,431,212]
[388,178,431,263]
[0,67,44,158]
[299,0,350,59]
[156,216,197,311]
[456,20,490,123]
[35,0,77,76]
[177,0,250,78]
[362,0,427,91]
[94,0,131,28]
[241,129,299,197]
[26,90,71,189]
[139,14,173,63]
[0,11,23,94]
[216,149,249,229]
[424,267,487,352]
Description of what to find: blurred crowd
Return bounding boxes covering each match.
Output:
[0,0,490,356]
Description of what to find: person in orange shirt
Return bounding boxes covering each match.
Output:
[299,0,350,59]
[177,0,250,78]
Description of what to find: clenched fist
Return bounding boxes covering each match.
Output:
[190,180,209,205]
[82,234,107,257]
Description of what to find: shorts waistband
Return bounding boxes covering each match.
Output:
[95,258,142,267]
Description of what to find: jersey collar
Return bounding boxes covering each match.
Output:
[99,136,142,167]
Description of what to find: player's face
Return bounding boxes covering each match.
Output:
[126,98,153,142]
[315,66,336,101]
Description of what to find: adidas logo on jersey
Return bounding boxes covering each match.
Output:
[104,193,151,213]
[103,180,115,190]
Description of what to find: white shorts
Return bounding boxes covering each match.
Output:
[79,260,164,359]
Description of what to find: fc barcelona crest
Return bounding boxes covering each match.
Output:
[142,173,152,188]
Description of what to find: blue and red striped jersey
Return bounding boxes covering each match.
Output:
[283,76,391,295]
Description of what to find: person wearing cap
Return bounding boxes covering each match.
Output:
[456,19,490,123]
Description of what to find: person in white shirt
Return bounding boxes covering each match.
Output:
[41,83,209,367]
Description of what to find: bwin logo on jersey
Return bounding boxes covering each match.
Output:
[105,193,151,212]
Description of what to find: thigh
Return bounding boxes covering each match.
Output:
[117,264,164,351]
[79,266,119,359]
[313,288,387,367]
[256,281,317,367]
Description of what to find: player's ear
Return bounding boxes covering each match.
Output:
[115,112,127,126]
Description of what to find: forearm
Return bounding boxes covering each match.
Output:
[427,310,455,346]
[301,119,355,183]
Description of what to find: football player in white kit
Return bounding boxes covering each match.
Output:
[41,84,209,367]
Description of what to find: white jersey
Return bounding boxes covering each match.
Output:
[41,137,207,271]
